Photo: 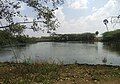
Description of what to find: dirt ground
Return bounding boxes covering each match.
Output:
[55,64,120,84]
[0,63,120,84]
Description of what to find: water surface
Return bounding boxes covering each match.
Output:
[0,42,120,66]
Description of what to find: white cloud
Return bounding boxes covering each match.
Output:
[82,0,120,33]
[70,1,81,9]
[67,0,88,9]
[54,7,65,23]
[55,0,120,35]
[2,0,120,37]
[92,7,98,13]
[21,0,120,37]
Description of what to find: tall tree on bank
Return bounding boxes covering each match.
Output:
[0,0,64,35]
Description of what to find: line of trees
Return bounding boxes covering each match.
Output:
[40,33,96,42]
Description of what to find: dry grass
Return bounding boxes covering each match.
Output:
[0,63,120,84]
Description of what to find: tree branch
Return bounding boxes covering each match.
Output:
[0,21,43,29]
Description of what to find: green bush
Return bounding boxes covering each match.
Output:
[102,29,120,42]
[0,30,39,46]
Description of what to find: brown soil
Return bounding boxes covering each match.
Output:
[0,63,120,84]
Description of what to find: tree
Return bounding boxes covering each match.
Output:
[102,29,120,42]
[9,23,26,36]
[95,31,99,36]
[103,19,109,31]
[0,0,64,34]
[0,30,13,45]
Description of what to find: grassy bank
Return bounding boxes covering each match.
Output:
[0,62,120,84]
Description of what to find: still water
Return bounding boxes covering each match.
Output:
[0,42,120,66]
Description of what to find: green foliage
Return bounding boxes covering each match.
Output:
[15,35,40,44]
[0,0,21,23]
[0,30,39,46]
[0,0,64,34]
[9,23,26,35]
[0,30,13,46]
[102,29,120,42]
[40,33,95,42]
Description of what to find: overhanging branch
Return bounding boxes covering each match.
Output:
[0,20,43,29]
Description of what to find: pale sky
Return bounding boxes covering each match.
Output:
[54,0,120,36]
[1,0,120,37]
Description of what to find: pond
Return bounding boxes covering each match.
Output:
[0,42,120,66]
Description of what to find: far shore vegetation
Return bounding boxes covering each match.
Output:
[102,29,120,42]
[40,33,96,42]
[40,29,120,43]
[0,30,97,47]
[0,29,120,47]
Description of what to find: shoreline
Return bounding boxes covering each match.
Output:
[1,61,120,67]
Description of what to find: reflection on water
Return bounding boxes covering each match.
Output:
[103,43,120,55]
[102,57,107,64]
[0,42,120,66]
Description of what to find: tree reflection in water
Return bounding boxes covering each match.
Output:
[103,42,120,55]
[102,57,107,64]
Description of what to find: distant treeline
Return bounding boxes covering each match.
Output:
[102,29,120,42]
[40,33,96,42]
[0,30,39,46]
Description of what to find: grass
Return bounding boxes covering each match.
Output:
[0,62,120,84]
[0,62,60,84]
